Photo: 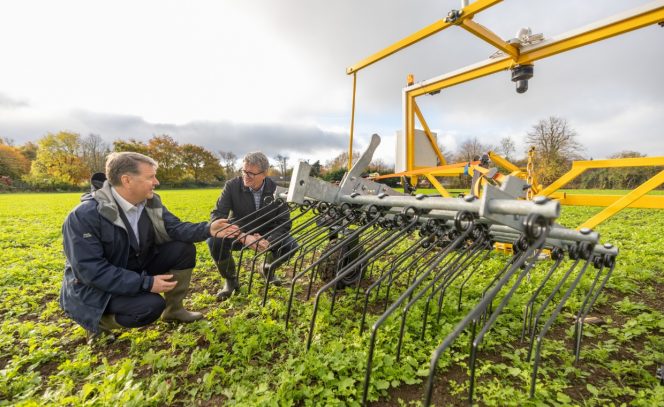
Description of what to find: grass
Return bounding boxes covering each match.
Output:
[0,189,662,406]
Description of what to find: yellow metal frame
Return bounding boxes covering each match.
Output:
[347,0,664,230]
[537,158,664,229]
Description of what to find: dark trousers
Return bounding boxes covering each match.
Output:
[105,240,196,328]
[207,234,299,270]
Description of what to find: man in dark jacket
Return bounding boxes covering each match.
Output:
[60,152,238,342]
[208,151,298,300]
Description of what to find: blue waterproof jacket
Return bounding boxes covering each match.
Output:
[210,176,291,242]
[59,178,211,333]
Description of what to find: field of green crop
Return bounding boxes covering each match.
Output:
[1,190,662,406]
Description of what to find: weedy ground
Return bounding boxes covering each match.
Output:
[0,189,662,406]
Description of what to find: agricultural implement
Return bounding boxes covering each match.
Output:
[214,133,618,405]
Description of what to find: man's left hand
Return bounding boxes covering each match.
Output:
[210,218,240,238]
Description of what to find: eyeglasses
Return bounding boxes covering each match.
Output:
[241,169,264,178]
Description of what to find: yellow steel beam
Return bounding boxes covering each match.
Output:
[550,192,664,209]
[571,156,664,169]
[413,101,447,165]
[460,18,519,59]
[539,155,664,197]
[425,174,452,197]
[348,72,357,170]
[346,0,504,75]
[407,1,664,97]
[406,95,415,181]
[488,151,521,173]
[578,169,664,229]
[373,160,480,180]
[538,167,588,197]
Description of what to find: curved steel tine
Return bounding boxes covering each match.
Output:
[396,239,485,362]
[284,216,380,328]
[530,256,593,397]
[361,227,474,406]
[520,256,564,341]
[308,222,414,350]
[422,237,541,406]
[329,226,393,314]
[526,259,581,361]
[467,237,548,404]
[574,259,615,362]
[360,234,433,333]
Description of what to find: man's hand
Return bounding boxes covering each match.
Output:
[255,235,270,252]
[243,233,269,252]
[210,218,240,238]
[151,274,177,293]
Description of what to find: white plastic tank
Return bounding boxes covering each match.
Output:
[395,129,438,173]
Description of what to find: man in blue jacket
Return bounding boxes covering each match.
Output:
[208,152,298,300]
[60,152,238,342]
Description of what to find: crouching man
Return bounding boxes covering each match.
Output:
[208,152,299,300]
[59,152,238,342]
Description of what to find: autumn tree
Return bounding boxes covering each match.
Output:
[113,138,149,154]
[498,136,517,161]
[274,154,288,177]
[454,137,495,163]
[310,160,322,177]
[1,137,15,146]
[526,116,584,185]
[435,143,454,165]
[0,144,31,179]
[325,151,360,171]
[180,144,223,183]
[147,135,182,184]
[18,141,38,161]
[29,132,89,185]
[218,150,238,177]
[81,133,110,174]
[368,158,394,174]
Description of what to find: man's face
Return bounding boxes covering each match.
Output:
[241,163,266,190]
[122,162,159,204]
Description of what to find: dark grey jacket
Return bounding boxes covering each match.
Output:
[210,176,291,242]
[59,178,211,333]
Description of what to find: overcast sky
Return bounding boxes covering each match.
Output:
[0,0,662,168]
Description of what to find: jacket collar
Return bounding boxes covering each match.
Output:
[92,180,162,226]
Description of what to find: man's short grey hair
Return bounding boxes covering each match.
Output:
[105,152,158,186]
[243,152,270,173]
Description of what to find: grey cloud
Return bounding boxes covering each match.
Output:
[0,109,349,160]
[0,92,28,109]
[264,0,663,159]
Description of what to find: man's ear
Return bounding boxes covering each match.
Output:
[120,173,132,187]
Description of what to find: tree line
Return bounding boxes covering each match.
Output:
[1,116,660,192]
[0,132,395,191]
[436,116,660,190]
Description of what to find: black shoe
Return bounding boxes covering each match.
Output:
[216,278,239,301]
[262,263,282,286]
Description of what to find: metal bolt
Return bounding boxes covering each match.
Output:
[580,227,592,235]
[533,196,549,205]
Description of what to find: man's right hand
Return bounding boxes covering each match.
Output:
[151,274,177,293]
